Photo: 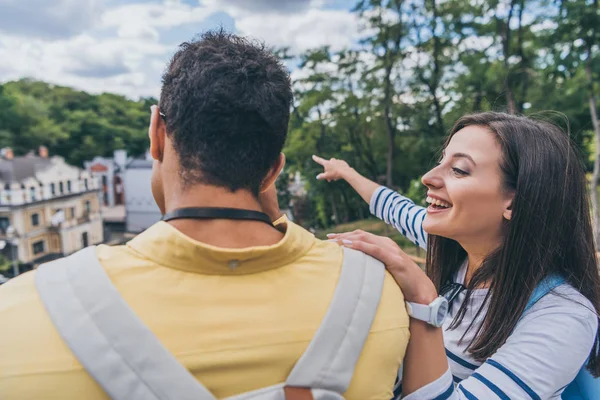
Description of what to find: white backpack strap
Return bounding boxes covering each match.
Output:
[35,247,217,400]
[285,247,385,393]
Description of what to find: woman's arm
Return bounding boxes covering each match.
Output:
[403,291,597,399]
[333,231,598,399]
[312,155,428,250]
[370,187,427,250]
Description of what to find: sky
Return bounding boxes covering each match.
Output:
[0,0,360,99]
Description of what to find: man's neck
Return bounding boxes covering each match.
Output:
[164,184,284,249]
[165,184,263,212]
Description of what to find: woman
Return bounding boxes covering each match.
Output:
[314,112,600,399]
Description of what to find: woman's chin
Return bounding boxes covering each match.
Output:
[423,221,453,239]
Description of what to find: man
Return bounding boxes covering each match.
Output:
[0,30,409,399]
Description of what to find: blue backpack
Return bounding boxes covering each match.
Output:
[526,276,600,400]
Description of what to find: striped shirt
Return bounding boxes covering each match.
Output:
[370,186,598,400]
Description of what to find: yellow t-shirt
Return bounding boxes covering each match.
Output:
[0,219,409,399]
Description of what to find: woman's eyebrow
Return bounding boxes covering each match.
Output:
[451,152,477,166]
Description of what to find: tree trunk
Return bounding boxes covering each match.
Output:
[384,66,396,188]
[499,0,517,114]
[350,107,379,179]
[432,93,445,134]
[329,192,340,226]
[384,60,396,188]
[429,0,445,134]
[586,42,600,249]
[386,128,396,188]
[381,0,403,188]
[473,88,483,112]
[340,188,351,223]
[516,0,529,113]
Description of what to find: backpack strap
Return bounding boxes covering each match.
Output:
[524,274,566,312]
[35,247,217,400]
[285,247,385,394]
[523,275,600,400]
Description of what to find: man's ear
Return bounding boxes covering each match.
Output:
[260,153,286,193]
[149,105,166,162]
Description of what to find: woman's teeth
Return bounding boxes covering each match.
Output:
[426,196,451,208]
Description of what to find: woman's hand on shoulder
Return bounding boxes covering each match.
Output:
[329,230,437,304]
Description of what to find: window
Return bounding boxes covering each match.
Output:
[67,181,72,192]
[70,207,75,219]
[85,200,91,214]
[84,179,89,190]
[0,217,9,233]
[50,183,56,195]
[102,176,109,205]
[59,182,64,194]
[30,187,36,201]
[31,213,40,227]
[32,240,45,255]
[82,232,89,248]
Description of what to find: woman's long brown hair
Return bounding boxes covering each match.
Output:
[426,112,600,376]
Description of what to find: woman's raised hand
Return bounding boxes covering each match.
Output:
[328,230,438,304]
[312,155,353,182]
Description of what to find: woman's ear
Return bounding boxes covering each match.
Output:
[503,196,514,221]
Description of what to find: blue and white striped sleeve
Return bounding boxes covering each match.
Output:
[369,186,428,250]
[402,287,598,400]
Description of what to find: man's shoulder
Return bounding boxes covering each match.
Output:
[0,269,39,313]
[0,245,135,375]
[0,268,81,374]
[298,238,408,332]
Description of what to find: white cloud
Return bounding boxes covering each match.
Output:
[236,8,359,53]
[206,0,359,53]
[100,1,216,40]
[0,33,169,97]
[0,0,104,39]
[216,0,313,14]
[0,0,361,98]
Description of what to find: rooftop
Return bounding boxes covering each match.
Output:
[126,159,153,169]
[0,156,53,183]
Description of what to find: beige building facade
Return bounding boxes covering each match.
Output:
[0,147,103,269]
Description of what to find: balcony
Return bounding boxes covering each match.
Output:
[77,213,91,225]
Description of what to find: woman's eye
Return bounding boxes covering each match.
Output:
[452,167,469,176]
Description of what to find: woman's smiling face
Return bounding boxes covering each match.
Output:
[421,125,514,246]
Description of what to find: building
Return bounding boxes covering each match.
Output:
[84,150,129,208]
[123,155,161,233]
[281,171,307,222]
[0,147,103,273]
[122,160,308,231]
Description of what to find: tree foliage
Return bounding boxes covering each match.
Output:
[0,0,598,237]
[0,79,154,167]
[281,0,599,232]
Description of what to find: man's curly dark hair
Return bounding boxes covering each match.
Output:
[159,29,292,195]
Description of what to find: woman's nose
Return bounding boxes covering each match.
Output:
[422,166,443,189]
